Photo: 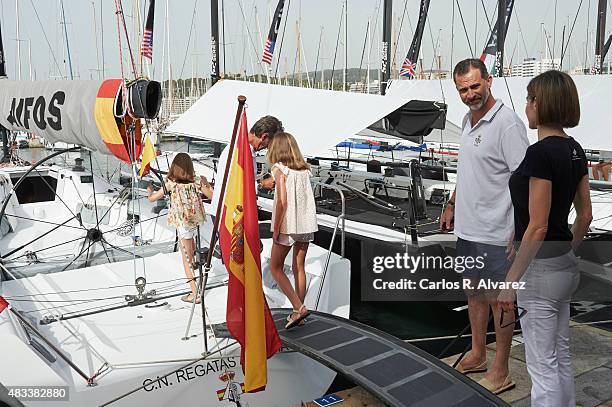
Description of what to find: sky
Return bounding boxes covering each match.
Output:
[0,0,609,82]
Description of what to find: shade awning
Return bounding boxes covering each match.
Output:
[165,80,415,158]
[386,75,612,151]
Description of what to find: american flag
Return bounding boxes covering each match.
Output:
[262,39,276,65]
[399,58,416,78]
[140,0,155,60]
[262,0,285,65]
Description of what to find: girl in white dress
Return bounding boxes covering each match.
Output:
[267,132,318,329]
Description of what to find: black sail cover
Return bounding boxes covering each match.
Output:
[0,20,5,78]
[368,100,447,143]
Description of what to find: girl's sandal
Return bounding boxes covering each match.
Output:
[286,315,306,327]
[181,294,201,304]
[285,305,309,330]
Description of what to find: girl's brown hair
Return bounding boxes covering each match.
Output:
[527,70,580,128]
[167,152,195,183]
[266,132,309,171]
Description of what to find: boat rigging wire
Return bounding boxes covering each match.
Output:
[42,281,228,324]
[236,0,267,77]
[455,0,475,57]
[27,0,64,77]
[178,0,200,79]
[5,276,198,298]
[1,215,81,260]
[114,0,139,78]
[560,0,585,69]
[357,21,370,88]
[329,1,345,89]
[1,213,84,231]
[5,236,87,262]
[390,0,409,71]
[34,167,82,221]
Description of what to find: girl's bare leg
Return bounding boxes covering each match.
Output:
[270,242,303,310]
[292,242,309,303]
[180,237,197,297]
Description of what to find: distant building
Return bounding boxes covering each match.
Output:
[349,80,380,94]
[421,69,451,80]
[570,64,612,75]
[510,58,560,77]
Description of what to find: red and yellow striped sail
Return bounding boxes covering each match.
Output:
[219,109,282,392]
[94,79,143,163]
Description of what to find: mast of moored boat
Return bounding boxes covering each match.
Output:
[594,0,607,73]
[343,0,348,91]
[0,18,8,161]
[380,0,392,95]
[60,0,74,79]
[210,0,222,156]
[496,0,506,76]
[211,0,220,85]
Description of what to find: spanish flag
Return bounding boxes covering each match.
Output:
[219,109,282,392]
[0,296,8,314]
[139,134,156,177]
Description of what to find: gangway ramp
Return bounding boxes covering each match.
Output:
[271,309,509,407]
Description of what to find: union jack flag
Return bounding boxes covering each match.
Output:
[140,0,155,60]
[262,0,285,65]
[399,58,416,78]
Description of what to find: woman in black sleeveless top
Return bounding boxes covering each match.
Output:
[499,70,592,407]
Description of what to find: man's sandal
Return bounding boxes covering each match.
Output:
[285,305,309,330]
[456,360,487,374]
[478,376,515,395]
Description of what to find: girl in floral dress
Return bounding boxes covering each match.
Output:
[148,153,213,303]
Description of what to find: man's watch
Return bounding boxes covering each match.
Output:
[447,200,455,206]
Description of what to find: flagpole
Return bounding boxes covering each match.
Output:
[199,95,246,350]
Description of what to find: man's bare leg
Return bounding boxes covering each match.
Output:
[461,294,489,368]
[592,163,602,180]
[483,301,514,385]
[603,163,612,181]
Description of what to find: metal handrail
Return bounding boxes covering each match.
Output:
[312,181,346,311]
[312,181,346,258]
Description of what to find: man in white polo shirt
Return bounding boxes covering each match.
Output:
[440,58,529,394]
[208,115,283,220]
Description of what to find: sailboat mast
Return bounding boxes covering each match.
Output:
[367,18,371,94]
[381,0,392,95]
[313,26,323,87]
[210,0,221,85]
[0,20,8,161]
[343,0,348,91]
[0,20,6,78]
[60,0,74,80]
[100,0,106,78]
[92,1,101,79]
[496,0,506,77]
[595,0,607,73]
[15,0,21,80]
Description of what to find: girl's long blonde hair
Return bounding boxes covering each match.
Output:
[167,152,195,183]
[266,132,309,171]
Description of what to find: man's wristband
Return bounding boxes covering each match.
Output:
[447,200,455,207]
